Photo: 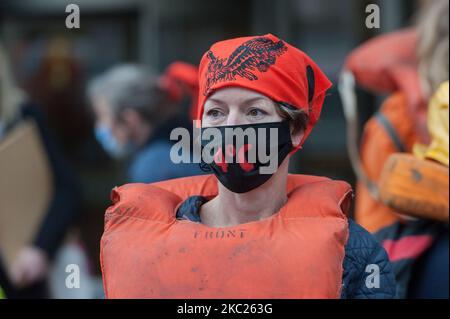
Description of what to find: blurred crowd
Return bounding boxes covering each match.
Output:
[0,0,448,299]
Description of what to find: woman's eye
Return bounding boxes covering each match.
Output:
[206,109,224,119]
[247,108,267,118]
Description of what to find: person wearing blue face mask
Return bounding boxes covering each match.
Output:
[94,124,136,160]
[88,64,202,183]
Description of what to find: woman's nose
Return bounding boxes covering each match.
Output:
[226,109,246,126]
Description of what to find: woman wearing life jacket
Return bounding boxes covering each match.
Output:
[100,34,396,299]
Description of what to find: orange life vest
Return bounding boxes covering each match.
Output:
[100,174,352,299]
[355,92,429,232]
[344,28,430,233]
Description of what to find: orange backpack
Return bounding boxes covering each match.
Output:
[101,174,352,298]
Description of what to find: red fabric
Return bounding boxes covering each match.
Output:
[197,34,333,149]
[160,61,199,119]
[165,62,198,87]
[383,235,434,262]
[343,28,428,140]
[344,28,419,95]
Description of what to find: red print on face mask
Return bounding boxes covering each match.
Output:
[213,144,255,173]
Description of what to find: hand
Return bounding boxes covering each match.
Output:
[11,246,50,288]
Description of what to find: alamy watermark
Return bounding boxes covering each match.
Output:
[65,4,380,30]
[170,121,282,174]
[65,4,80,29]
[65,263,80,289]
[365,264,381,289]
[366,4,380,29]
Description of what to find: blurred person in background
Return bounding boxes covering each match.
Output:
[88,64,202,184]
[23,37,92,157]
[343,0,448,298]
[0,43,81,298]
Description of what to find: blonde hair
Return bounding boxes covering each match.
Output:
[0,43,24,125]
[416,0,449,98]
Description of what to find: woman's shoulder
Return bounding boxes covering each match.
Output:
[341,219,397,298]
[106,182,182,221]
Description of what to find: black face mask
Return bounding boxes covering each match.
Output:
[200,121,293,193]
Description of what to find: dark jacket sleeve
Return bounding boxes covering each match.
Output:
[341,219,397,299]
[20,103,82,259]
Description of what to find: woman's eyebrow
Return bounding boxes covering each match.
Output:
[206,96,268,108]
[242,97,269,107]
[205,98,227,107]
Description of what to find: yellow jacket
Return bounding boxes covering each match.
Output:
[414,81,450,166]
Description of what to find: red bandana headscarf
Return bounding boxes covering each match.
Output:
[197,33,332,149]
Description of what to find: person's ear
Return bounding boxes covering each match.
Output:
[291,130,304,148]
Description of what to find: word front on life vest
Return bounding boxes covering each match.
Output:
[193,229,247,239]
